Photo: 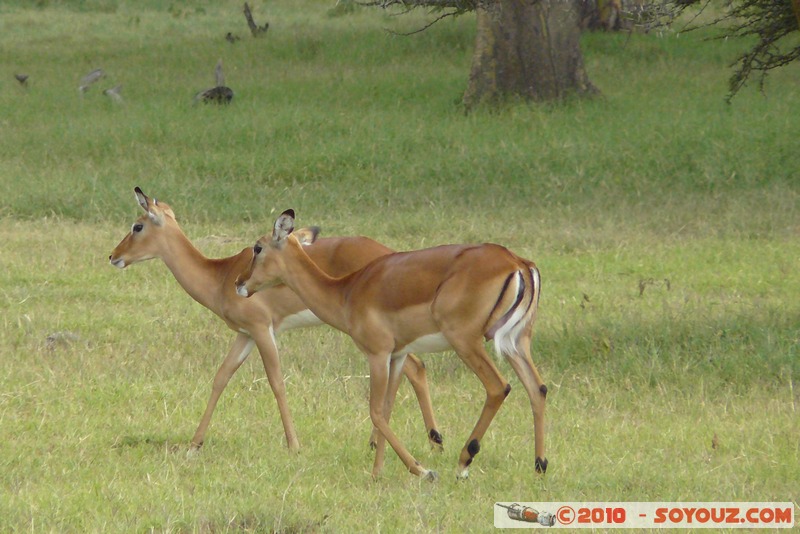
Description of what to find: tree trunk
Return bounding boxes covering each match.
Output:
[463,0,598,109]
[580,0,626,31]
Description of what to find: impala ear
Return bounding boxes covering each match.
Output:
[272,209,295,245]
[134,187,149,212]
[134,186,166,226]
[294,226,321,246]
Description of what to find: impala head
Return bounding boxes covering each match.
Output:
[108,187,177,268]
[236,209,314,297]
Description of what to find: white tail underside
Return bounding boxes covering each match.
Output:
[493,268,538,359]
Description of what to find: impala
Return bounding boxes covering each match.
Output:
[109,188,442,453]
[236,210,548,481]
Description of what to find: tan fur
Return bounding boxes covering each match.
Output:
[236,210,547,480]
[109,189,440,452]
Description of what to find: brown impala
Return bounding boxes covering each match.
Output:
[236,209,547,481]
[109,188,442,453]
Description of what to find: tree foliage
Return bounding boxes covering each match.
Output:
[648,0,800,101]
[372,0,799,102]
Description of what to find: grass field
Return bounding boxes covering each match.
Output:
[1,0,799,531]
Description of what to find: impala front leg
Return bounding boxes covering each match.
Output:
[403,354,444,451]
[191,332,255,451]
[369,353,442,451]
[367,355,437,481]
[372,354,407,477]
[252,330,300,452]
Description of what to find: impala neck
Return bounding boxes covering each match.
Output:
[159,225,221,311]
[279,238,349,332]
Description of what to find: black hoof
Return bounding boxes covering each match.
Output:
[535,456,548,474]
[429,428,444,447]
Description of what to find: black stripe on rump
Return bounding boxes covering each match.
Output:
[485,271,525,339]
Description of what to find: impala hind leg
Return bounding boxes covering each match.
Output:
[191,332,255,451]
[505,335,548,473]
[367,355,437,481]
[369,353,443,452]
[252,330,300,452]
[449,339,510,480]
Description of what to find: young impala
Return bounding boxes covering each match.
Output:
[236,209,548,481]
[109,188,442,453]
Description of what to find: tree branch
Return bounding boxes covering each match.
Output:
[638,0,799,100]
[359,0,479,34]
[386,10,461,35]
[360,0,480,9]
[243,2,269,37]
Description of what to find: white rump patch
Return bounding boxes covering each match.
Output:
[395,332,451,356]
[493,271,529,358]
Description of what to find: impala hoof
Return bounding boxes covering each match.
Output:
[535,456,548,474]
[422,470,439,482]
[428,429,444,452]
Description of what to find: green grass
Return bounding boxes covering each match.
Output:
[1,1,799,531]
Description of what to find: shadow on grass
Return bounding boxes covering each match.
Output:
[193,513,329,533]
[111,434,186,453]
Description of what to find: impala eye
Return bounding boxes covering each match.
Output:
[132,223,144,233]
[253,243,263,255]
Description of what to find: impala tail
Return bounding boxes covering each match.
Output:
[486,265,540,359]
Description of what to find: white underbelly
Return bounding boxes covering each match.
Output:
[275,310,322,333]
[394,332,452,356]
